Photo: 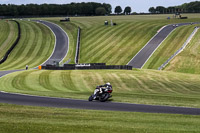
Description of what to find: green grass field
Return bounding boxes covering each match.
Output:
[41,14,200,66]
[0,20,55,70]
[1,69,200,108]
[0,103,200,133]
[1,14,200,132]
[0,20,18,60]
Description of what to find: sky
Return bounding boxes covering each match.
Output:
[0,0,199,13]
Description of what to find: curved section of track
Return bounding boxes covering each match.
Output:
[128,23,198,68]
[35,20,69,65]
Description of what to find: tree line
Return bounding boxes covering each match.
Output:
[0,2,112,16]
[149,1,200,14]
[114,6,132,15]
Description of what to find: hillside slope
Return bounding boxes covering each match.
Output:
[0,20,55,70]
[164,28,200,74]
[0,20,18,60]
[0,69,200,108]
[143,25,197,69]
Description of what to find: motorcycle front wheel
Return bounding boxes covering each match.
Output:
[88,95,93,101]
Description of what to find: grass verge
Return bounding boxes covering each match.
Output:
[0,69,200,108]
[143,25,198,69]
[0,103,200,133]
[164,27,200,74]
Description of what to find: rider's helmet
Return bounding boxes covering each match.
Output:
[106,82,110,86]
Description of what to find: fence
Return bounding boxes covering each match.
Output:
[42,63,132,70]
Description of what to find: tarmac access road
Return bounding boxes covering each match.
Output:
[128,23,198,68]
[0,22,200,115]
[0,70,23,77]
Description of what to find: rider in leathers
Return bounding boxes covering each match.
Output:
[98,82,112,94]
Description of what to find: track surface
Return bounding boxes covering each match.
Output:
[0,69,23,77]
[0,92,200,115]
[36,20,69,65]
[128,23,196,68]
[0,21,200,115]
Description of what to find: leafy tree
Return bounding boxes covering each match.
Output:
[103,3,112,14]
[95,7,106,15]
[148,7,155,13]
[115,6,122,14]
[124,6,131,15]
[155,6,166,14]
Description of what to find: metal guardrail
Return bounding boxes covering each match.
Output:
[158,27,199,70]
[0,20,21,64]
[75,27,81,64]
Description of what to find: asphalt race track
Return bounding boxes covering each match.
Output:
[0,21,200,115]
[0,91,200,115]
[128,23,197,68]
[36,20,69,65]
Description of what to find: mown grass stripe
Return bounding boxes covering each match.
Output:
[70,70,89,92]
[17,22,53,68]
[0,21,9,47]
[93,72,106,84]
[61,71,79,92]
[110,31,152,64]
[81,24,127,59]
[11,71,35,91]
[81,23,128,56]
[0,20,54,70]
[83,25,108,41]
[4,22,34,69]
[82,23,134,63]
[0,21,32,69]
[0,21,18,59]
[100,23,155,64]
[39,70,59,91]
[127,74,150,93]
[15,22,40,68]
[25,70,50,91]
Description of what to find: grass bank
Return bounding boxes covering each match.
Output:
[0,69,200,108]
[165,28,200,74]
[0,103,200,133]
[38,14,200,65]
[143,24,198,69]
[0,20,55,70]
[0,20,18,60]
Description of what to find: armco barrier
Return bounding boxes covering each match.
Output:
[0,20,21,64]
[75,27,81,64]
[41,63,132,70]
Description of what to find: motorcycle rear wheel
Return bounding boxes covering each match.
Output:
[99,93,109,102]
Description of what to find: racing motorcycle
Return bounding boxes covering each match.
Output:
[88,86,112,102]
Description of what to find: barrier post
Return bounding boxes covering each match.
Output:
[38,66,42,70]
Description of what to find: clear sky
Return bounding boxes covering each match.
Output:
[0,0,199,13]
